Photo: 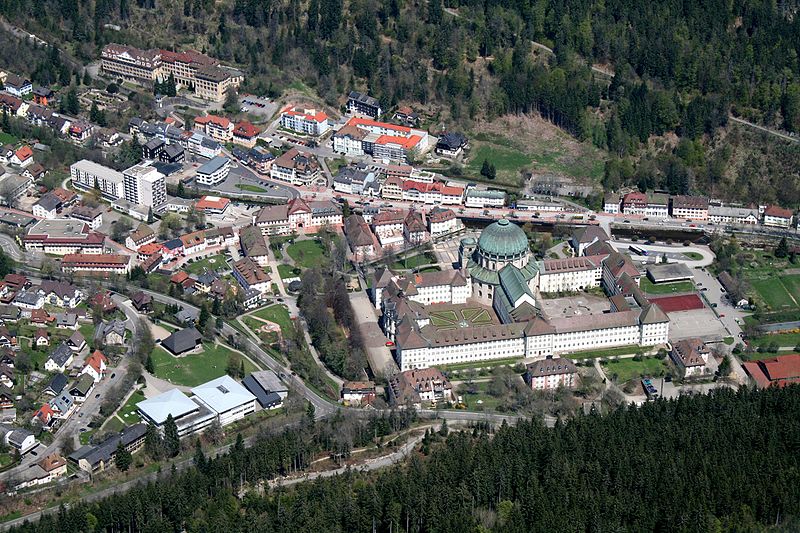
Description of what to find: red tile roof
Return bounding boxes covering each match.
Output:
[195,196,231,211]
[281,105,329,123]
[14,145,33,161]
[233,120,261,138]
[85,350,107,373]
[195,115,231,128]
[764,205,793,219]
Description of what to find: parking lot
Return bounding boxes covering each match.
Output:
[239,94,278,118]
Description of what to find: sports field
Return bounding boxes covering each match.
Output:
[751,275,800,311]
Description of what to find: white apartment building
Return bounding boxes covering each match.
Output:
[280,106,331,136]
[195,156,230,186]
[465,189,506,208]
[123,164,166,208]
[70,160,124,201]
[525,358,578,390]
[708,206,759,225]
[763,205,794,228]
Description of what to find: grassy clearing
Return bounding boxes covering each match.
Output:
[751,276,800,311]
[79,429,95,445]
[567,345,653,360]
[184,254,229,275]
[390,251,438,271]
[460,381,502,411]
[286,239,327,268]
[639,278,696,295]
[0,132,17,145]
[151,343,258,387]
[236,184,268,193]
[0,453,13,467]
[683,252,704,260]
[251,304,293,336]
[464,121,606,188]
[750,332,800,348]
[601,358,668,383]
[102,416,124,433]
[117,389,145,424]
[441,356,521,372]
[278,263,300,279]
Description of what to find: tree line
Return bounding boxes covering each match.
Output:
[9,386,800,532]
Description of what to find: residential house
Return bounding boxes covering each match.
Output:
[621,191,647,215]
[387,368,453,408]
[161,327,203,355]
[32,193,61,219]
[95,320,126,346]
[403,210,427,246]
[3,73,32,97]
[232,120,261,148]
[570,226,611,256]
[89,291,117,314]
[525,357,579,390]
[763,205,794,228]
[194,115,234,143]
[69,374,95,402]
[33,404,56,429]
[0,365,12,388]
[81,350,108,383]
[435,132,468,157]
[68,423,147,473]
[45,344,74,373]
[427,207,458,237]
[43,374,68,396]
[393,106,420,127]
[11,145,34,168]
[48,392,75,418]
[24,162,47,181]
[66,331,86,352]
[68,204,104,230]
[38,280,83,308]
[341,381,376,406]
[239,224,270,266]
[54,313,78,330]
[131,291,153,313]
[0,385,13,409]
[32,87,54,106]
[343,214,376,260]
[34,328,49,347]
[0,326,16,347]
[232,257,271,296]
[670,338,710,377]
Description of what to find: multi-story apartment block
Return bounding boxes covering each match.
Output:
[195,156,230,186]
[194,115,234,143]
[269,148,321,186]
[280,106,330,136]
[23,219,105,255]
[670,195,709,220]
[123,164,166,208]
[333,117,428,162]
[708,205,759,225]
[232,121,260,148]
[346,91,383,119]
[70,160,124,201]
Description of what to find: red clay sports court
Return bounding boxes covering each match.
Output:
[649,294,705,313]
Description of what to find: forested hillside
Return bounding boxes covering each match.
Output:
[11,387,800,532]
[0,0,799,201]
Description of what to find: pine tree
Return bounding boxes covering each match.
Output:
[776,237,789,258]
[145,353,155,374]
[193,439,206,471]
[164,414,180,457]
[480,159,490,178]
[239,359,245,379]
[198,304,210,328]
[115,441,132,471]
[1,108,8,132]
[147,207,154,224]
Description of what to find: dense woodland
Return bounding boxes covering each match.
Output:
[0,0,799,202]
[9,386,800,532]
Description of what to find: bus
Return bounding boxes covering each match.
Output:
[629,245,648,256]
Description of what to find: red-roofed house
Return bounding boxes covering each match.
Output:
[743,354,800,388]
[763,205,794,228]
[195,195,230,216]
[401,180,464,205]
[232,120,261,148]
[11,145,34,168]
[81,350,108,382]
[33,403,56,428]
[333,116,428,162]
[621,191,647,215]
[194,114,234,142]
[280,106,330,136]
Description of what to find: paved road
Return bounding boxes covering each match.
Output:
[729,115,799,144]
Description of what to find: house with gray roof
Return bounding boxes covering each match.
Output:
[68,423,147,473]
[161,327,203,355]
[45,344,74,373]
[94,320,126,346]
[44,373,68,396]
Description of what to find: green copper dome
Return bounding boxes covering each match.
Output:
[477,219,529,257]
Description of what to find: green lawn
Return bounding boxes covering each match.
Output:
[441,356,521,372]
[236,184,268,193]
[251,305,293,336]
[78,323,96,345]
[750,332,800,348]
[286,239,327,268]
[601,358,668,383]
[683,252,704,260]
[0,453,13,467]
[391,252,438,271]
[278,263,300,279]
[460,381,502,411]
[184,254,229,275]
[0,132,17,145]
[102,416,124,434]
[567,345,653,360]
[639,277,696,295]
[151,343,258,387]
[466,144,533,187]
[117,390,145,424]
[751,277,799,311]
[79,429,95,445]
[429,307,494,328]
[19,338,48,372]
